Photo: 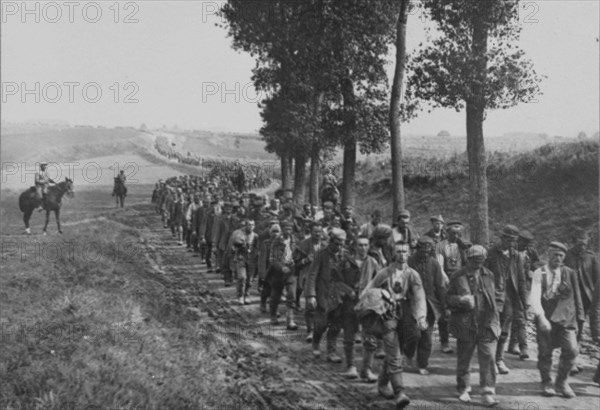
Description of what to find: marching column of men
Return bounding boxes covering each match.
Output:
[151,177,599,409]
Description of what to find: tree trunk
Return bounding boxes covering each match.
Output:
[309,147,320,206]
[389,0,410,221]
[467,1,491,245]
[281,154,293,190]
[340,77,357,209]
[293,154,308,204]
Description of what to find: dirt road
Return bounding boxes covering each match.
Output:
[137,203,600,410]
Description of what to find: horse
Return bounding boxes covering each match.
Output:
[320,184,340,208]
[113,177,127,208]
[18,178,74,235]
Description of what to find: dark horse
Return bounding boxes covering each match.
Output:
[113,177,127,208]
[320,184,340,208]
[19,178,74,235]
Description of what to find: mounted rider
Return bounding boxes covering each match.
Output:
[35,162,55,211]
[112,170,127,197]
[322,168,339,194]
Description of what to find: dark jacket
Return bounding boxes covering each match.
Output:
[368,244,394,269]
[340,253,380,298]
[408,253,447,320]
[447,266,501,342]
[485,245,528,312]
[306,246,346,311]
[294,237,326,290]
[423,228,448,244]
[564,249,600,311]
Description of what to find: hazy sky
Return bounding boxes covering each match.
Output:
[1,0,599,137]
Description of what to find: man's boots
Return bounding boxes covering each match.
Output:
[306,319,314,343]
[360,349,378,383]
[286,309,298,331]
[390,371,410,409]
[496,336,510,374]
[556,360,577,398]
[377,373,394,399]
[326,337,342,363]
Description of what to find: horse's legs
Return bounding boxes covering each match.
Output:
[43,210,50,235]
[23,210,32,234]
[121,194,125,207]
[55,209,62,234]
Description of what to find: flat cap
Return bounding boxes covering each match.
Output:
[549,241,568,253]
[323,201,334,209]
[280,220,294,229]
[269,224,281,233]
[430,214,445,224]
[518,230,534,241]
[447,221,464,230]
[330,228,347,241]
[372,224,393,239]
[466,245,488,259]
[398,209,411,218]
[501,225,519,238]
[417,236,435,246]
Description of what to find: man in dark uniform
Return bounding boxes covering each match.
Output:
[484,225,528,375]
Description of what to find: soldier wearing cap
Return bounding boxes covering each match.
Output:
[318,201,336,228]
[447,245,501,406]
[203,199,221,271]
[306,228,349,363]
[361,240,427,408]
[424,214,448,245]
[35,162,56,211]
[258,223,281,312]
[484,224,528,375]
[359,210,382,240]
[391,209,419,250]
[434,221,470,353]
[405,236,448,375]
[528,242,584,398]
[564,230,599,343]
[213,201,238,284]
[508,230,540,359]
[293,221,327,342]
[267,220,298,328]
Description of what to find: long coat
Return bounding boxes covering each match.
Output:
[408,254,447,321]
[446,266,502,342]
[305,246,346,311]
[564,249,600,312]
[485,245,528,312]
[294,237,326,291]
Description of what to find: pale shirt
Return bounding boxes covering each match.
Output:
[529,264,562,317]
[282,237,293,264]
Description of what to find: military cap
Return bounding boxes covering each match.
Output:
[447,221,464,230]
[518,230,534,241]
[466,245,488,259]
[549,241,568,253]
[501,225,519,239]
[280,220,294,229]
[430,214,445,224]
[268,217,279,224]
[323,201,334,209]
[417,236,435,246]
[330,228,347,241]
[269,224,282,233]
[372,224,393,239]
[398,209,411,218]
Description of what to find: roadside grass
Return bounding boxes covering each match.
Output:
[0,201,265,410]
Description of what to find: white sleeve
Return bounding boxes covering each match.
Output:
[528,268,544,318]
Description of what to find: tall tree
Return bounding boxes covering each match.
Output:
[407,0,543,244]
[389,0,411,220]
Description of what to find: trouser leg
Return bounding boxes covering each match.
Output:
[438,316,449,345]
[326,308,342,355]
[313,307,328,348]
[497,299,514,363]
[416,325,434,369]
[260,280,271,306]
[236,262,247,298]
[379,319,402,390]
[205,241,212,268]
[284,275,297,310]
[556,326,579,385]
[477,338,498,394]
[342,301,359,368]
[513,308,528,350]
[269,281,283,318]
[456,338,477,393]
[536,320,554,384]
[305,303,315,333]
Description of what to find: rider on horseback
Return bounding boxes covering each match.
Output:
[112,170,127,197]
[322,168,338,191]
[35,162,55,212]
